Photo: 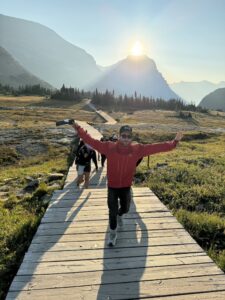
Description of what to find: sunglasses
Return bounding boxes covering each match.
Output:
[121,134,132,139]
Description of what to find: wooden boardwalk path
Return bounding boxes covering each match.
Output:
[7,123,225,299]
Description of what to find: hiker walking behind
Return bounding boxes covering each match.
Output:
[100,136,109,167]
[72,123,183,246]
[75,143,98,189]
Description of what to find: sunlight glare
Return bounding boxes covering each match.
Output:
[130,40,144,56]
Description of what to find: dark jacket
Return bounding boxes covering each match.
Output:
[75,145,98,169]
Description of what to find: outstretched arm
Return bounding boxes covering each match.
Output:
[72,122,108,154]
[138,132,183,157]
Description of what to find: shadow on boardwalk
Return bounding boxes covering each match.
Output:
[8,187,91,299]
[97,199,148,299]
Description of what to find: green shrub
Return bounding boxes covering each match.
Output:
[0,147,20,166]
[175,209,225,250]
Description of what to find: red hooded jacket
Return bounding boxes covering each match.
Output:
[77,126,178,188]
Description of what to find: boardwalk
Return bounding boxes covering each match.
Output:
[7,123,225,299]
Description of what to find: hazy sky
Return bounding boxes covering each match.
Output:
[1,0,225,83]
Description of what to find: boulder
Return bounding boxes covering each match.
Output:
[57,138,71,145]
[47,173,64,182]
[23,179,39,192]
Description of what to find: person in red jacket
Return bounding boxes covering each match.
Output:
[72,122,183,246]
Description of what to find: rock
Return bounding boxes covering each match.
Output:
[47,173,64,182]
[3,178,14,183]
[23,179,39,192]
[156,163,168,169]
[196,204,204,211]
[57,138,71,145]
[16,190,25,198]
[49,183,61,189]
[0,185,10,192]
[42,194,51,205]
[0,191,8,199]
[25,176,35,182]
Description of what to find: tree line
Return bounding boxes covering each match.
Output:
[50,84,91,101]
[0,83,208,113]
[92,89,208,113]
[0,83,52,96]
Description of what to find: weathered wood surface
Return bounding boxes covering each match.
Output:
[7,122,225,299]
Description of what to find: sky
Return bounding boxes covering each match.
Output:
[1,0,225,83]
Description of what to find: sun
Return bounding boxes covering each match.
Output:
[130,40,144,56]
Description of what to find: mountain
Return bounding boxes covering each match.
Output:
[0,46,52,88]
[0,14,101,88]
[170,81,225,105]
[199,88,225,111]
[91,55,180,100]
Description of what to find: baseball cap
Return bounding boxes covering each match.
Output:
[119,125,132,135]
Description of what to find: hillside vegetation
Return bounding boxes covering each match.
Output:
[134,131,225,271]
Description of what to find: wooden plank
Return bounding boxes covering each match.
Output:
[52,188,152,194]
[38,215,178,228]
[36,222,184,236]
[50,192,155,201]
[36,220,183,234]
[10,263,220,291]
[41,211,174,223]
[42,211,174,221]
[28,235,196,252]
[18,253,212,275]
[23,243,204,263]
[32,228,189,243]
[8,290,225,300]
[48,200,165,208]
[47,200,168,211]
[52,187,152,196]
[47,204,167,212]
[49,198,161,208]
[141,291,225,300]
[7,275,225,299]
[50,198,160,206]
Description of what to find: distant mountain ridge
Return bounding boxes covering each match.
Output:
[170,81,225,104]
[91,55,180,100]
[2,13,222,104]
[199,88,225,111]
[0,46,52,88]
[0,14,101,88]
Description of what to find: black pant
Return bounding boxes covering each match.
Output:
[107,187,131,230]
[101,154,106,167]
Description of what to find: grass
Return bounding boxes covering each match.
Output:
[135,131,225,271]
[0,152,70,300]
[0,96,103,129]
[109,109,225,129]
[0,182,55,300]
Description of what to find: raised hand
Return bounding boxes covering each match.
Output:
[175,132,183,142]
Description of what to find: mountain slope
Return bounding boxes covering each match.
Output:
[0,14,101,88]
[91,55,180,100]
[199,88,225,111]
[0,46,52,88]
[170,81,225,104]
